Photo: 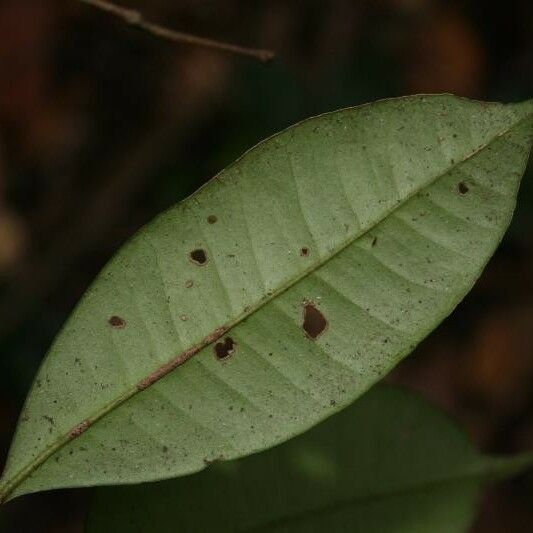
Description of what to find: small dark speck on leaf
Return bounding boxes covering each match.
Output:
[204,455,223,466]
[371,236,378,247]
[458,182,469,195]
[43,415,55,426]
[302,302,328,340]
[300,247,309,257]
[190,248,208,265]
[215,337,236,360]
[207,215,217,224]
[109,316,125,329]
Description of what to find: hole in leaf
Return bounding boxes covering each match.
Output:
[207,215,217,224]
[300,247,309,257]
[190,249,208,265]
[214,337,236,360]
[108,316,125,329]
[302,302,327,340]
[458,182,469,195]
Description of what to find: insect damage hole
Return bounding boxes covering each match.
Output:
[108,315,125,329]
[302,302,327,340]
[214,337,236,360]
[189,248,208,265]
[457,181,469,195]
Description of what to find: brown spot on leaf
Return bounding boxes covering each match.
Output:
[185,279,194,288]
[108,316,125,329]
[204,326,228,344]
[300,247,309,257]
[372,236,378,247]
[214,337,236,360]
[302,302,327,340]
[137,345,201,390]
[69,420,91,439]
[207,215,218,224]
[458,181,469,195]
[189,249,208,265]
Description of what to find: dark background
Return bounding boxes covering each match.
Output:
[0,0,532,531]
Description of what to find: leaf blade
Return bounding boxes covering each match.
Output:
[1,95,532,500]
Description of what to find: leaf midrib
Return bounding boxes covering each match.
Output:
[1,108,531,502]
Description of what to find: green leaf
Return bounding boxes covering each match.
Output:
[1,95,532,501]
[85,385,533,533]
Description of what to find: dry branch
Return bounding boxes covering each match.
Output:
[79,0,275,63]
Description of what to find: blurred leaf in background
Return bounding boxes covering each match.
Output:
[86,386,533,533]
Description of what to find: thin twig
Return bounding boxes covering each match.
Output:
[78,0,275,63]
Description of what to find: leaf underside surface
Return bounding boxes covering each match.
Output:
[86,386,533,533]
[1,95,532,501]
